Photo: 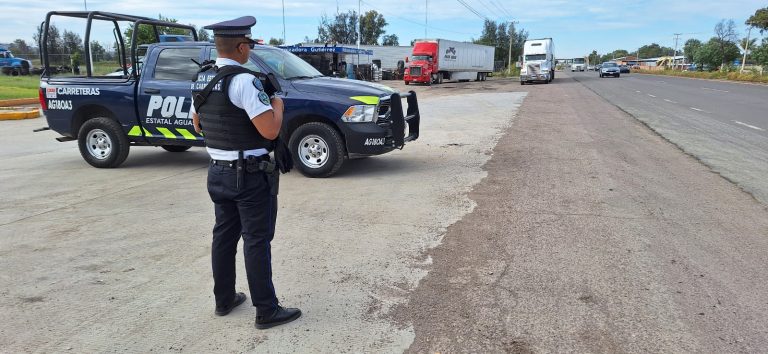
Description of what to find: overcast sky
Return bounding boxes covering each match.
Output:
[0,0,765,58]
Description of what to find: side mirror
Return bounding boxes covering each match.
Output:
[405,57,409,63]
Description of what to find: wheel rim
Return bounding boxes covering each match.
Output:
[86,128,112,160]
[298,135,329,168]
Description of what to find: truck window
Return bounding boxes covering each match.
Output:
[209,49,261,72]
[525,54,546,61]
[153,48,200,81]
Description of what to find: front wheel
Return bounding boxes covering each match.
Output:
[78,117,130,168]
[289,122,345,178]
[617,74,620,78]
[161,145,191,152]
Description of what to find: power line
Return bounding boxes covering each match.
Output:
[488,0,513,19]
[360,0,479,36]
[455,0,489,21]
[476,0,501,20]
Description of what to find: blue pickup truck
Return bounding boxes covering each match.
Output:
[39,11,420,177]
[0,47,33,76]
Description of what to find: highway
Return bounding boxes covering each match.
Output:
[570,70,768,204]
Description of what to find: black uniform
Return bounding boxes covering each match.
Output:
[193,64,280,315]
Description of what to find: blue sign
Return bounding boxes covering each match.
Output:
[279,46,373,56]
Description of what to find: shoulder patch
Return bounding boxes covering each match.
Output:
[258,91,271,106]
[252,78,264,91]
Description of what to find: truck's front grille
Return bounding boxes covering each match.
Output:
[409,66,422,76]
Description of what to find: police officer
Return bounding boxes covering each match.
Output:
[190,16,301,329]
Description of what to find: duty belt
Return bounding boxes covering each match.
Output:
[210,156,275,173]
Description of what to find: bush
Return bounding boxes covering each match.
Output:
[633,68,768,83]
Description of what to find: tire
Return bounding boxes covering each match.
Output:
[161,145,191,152]
[520,81,525,85]
[289,122,345,178]
[438,73,443,84]
[10,68,19,76]
[21,62,30,76]
[617,74,620,78]
[599,74,603,78]
[78,117,130,168]
[404,81,410,85]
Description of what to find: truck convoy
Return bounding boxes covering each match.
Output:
[38,11,420,178]
[0,46,33,76]
[519,38,555,85]
[571,57,586,71]
[403,39,494,85]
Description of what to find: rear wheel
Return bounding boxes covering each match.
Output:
[161,145,191,152]
[404,81,410,85]
[78,117,130,168]
[290,122,345,178]
[617,74,620,78]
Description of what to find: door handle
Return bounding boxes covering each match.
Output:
[143,88,160,94]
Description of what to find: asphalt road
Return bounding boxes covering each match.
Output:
[569,70,768,204]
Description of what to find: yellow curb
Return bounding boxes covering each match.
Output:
[0,107,41,120]
[0,98,38,107]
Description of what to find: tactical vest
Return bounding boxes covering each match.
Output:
[192,65,273,152]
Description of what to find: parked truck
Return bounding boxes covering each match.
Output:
[403,39,494,85]
[37,11,420,178]
[0,47,33,76]
[520,38,555,85]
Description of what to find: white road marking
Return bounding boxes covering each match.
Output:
[647,94,657,98]
[664,99,678,103]
[733,120,766,131]
[635,90,641,93]
[702,87,729,93]
[689,107,710,113]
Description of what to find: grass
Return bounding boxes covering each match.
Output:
[0,75,39,100]
[0,61,126,100]
[633,68,768,84]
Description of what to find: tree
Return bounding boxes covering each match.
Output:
[62,30,84,55]
[637,43,674,58]
[751,37,768,66]
[35,24,65,64]
[587,50,599,65]
[713,19,738,69]
[599,49,630,63]
[360,10,387,45]
[746,7,768,34]
[694,38,739,70]
[90,41,107,61]
[198,28,211,42]
[124,14,188,47]
[683,39,702,63]
[317,10,358,44]
[382,34,399,46]
[474,20,527,64]
[475,19,497,46]
[268,38,285,45]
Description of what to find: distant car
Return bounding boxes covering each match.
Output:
[599,62,620,78]
[587,64,595,71]
[619,65,630,73]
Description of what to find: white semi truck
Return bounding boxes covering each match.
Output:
[520,38,555,85]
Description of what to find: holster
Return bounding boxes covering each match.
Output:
[245,156,279,195]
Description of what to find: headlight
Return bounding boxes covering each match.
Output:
[341,105,377,123]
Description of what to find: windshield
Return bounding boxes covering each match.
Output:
[602,63,617,67]
[411,55,432,61]
[251,48,322,80]
[525,54,546,61]
[573,58,586,64]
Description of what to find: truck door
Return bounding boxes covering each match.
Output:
[137,47,204,146]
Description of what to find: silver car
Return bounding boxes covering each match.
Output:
[599,62,620,78]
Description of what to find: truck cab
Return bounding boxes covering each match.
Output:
[39,11,420,178]
[404,41,439,85]
[520,38,555,85]
[0,47,32,76]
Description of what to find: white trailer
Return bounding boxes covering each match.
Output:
[520,38,555,85]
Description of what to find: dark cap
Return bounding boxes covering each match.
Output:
[204,16,257,41]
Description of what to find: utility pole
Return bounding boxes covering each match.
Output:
[507,20,518,74]
[84,0,87,10]
[282,0,286,45]
[672,33,682,69]
[742,26,752,72]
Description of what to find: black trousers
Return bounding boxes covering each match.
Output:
[207,163,278,313]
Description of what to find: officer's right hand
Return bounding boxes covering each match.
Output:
[270,97,284,113]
